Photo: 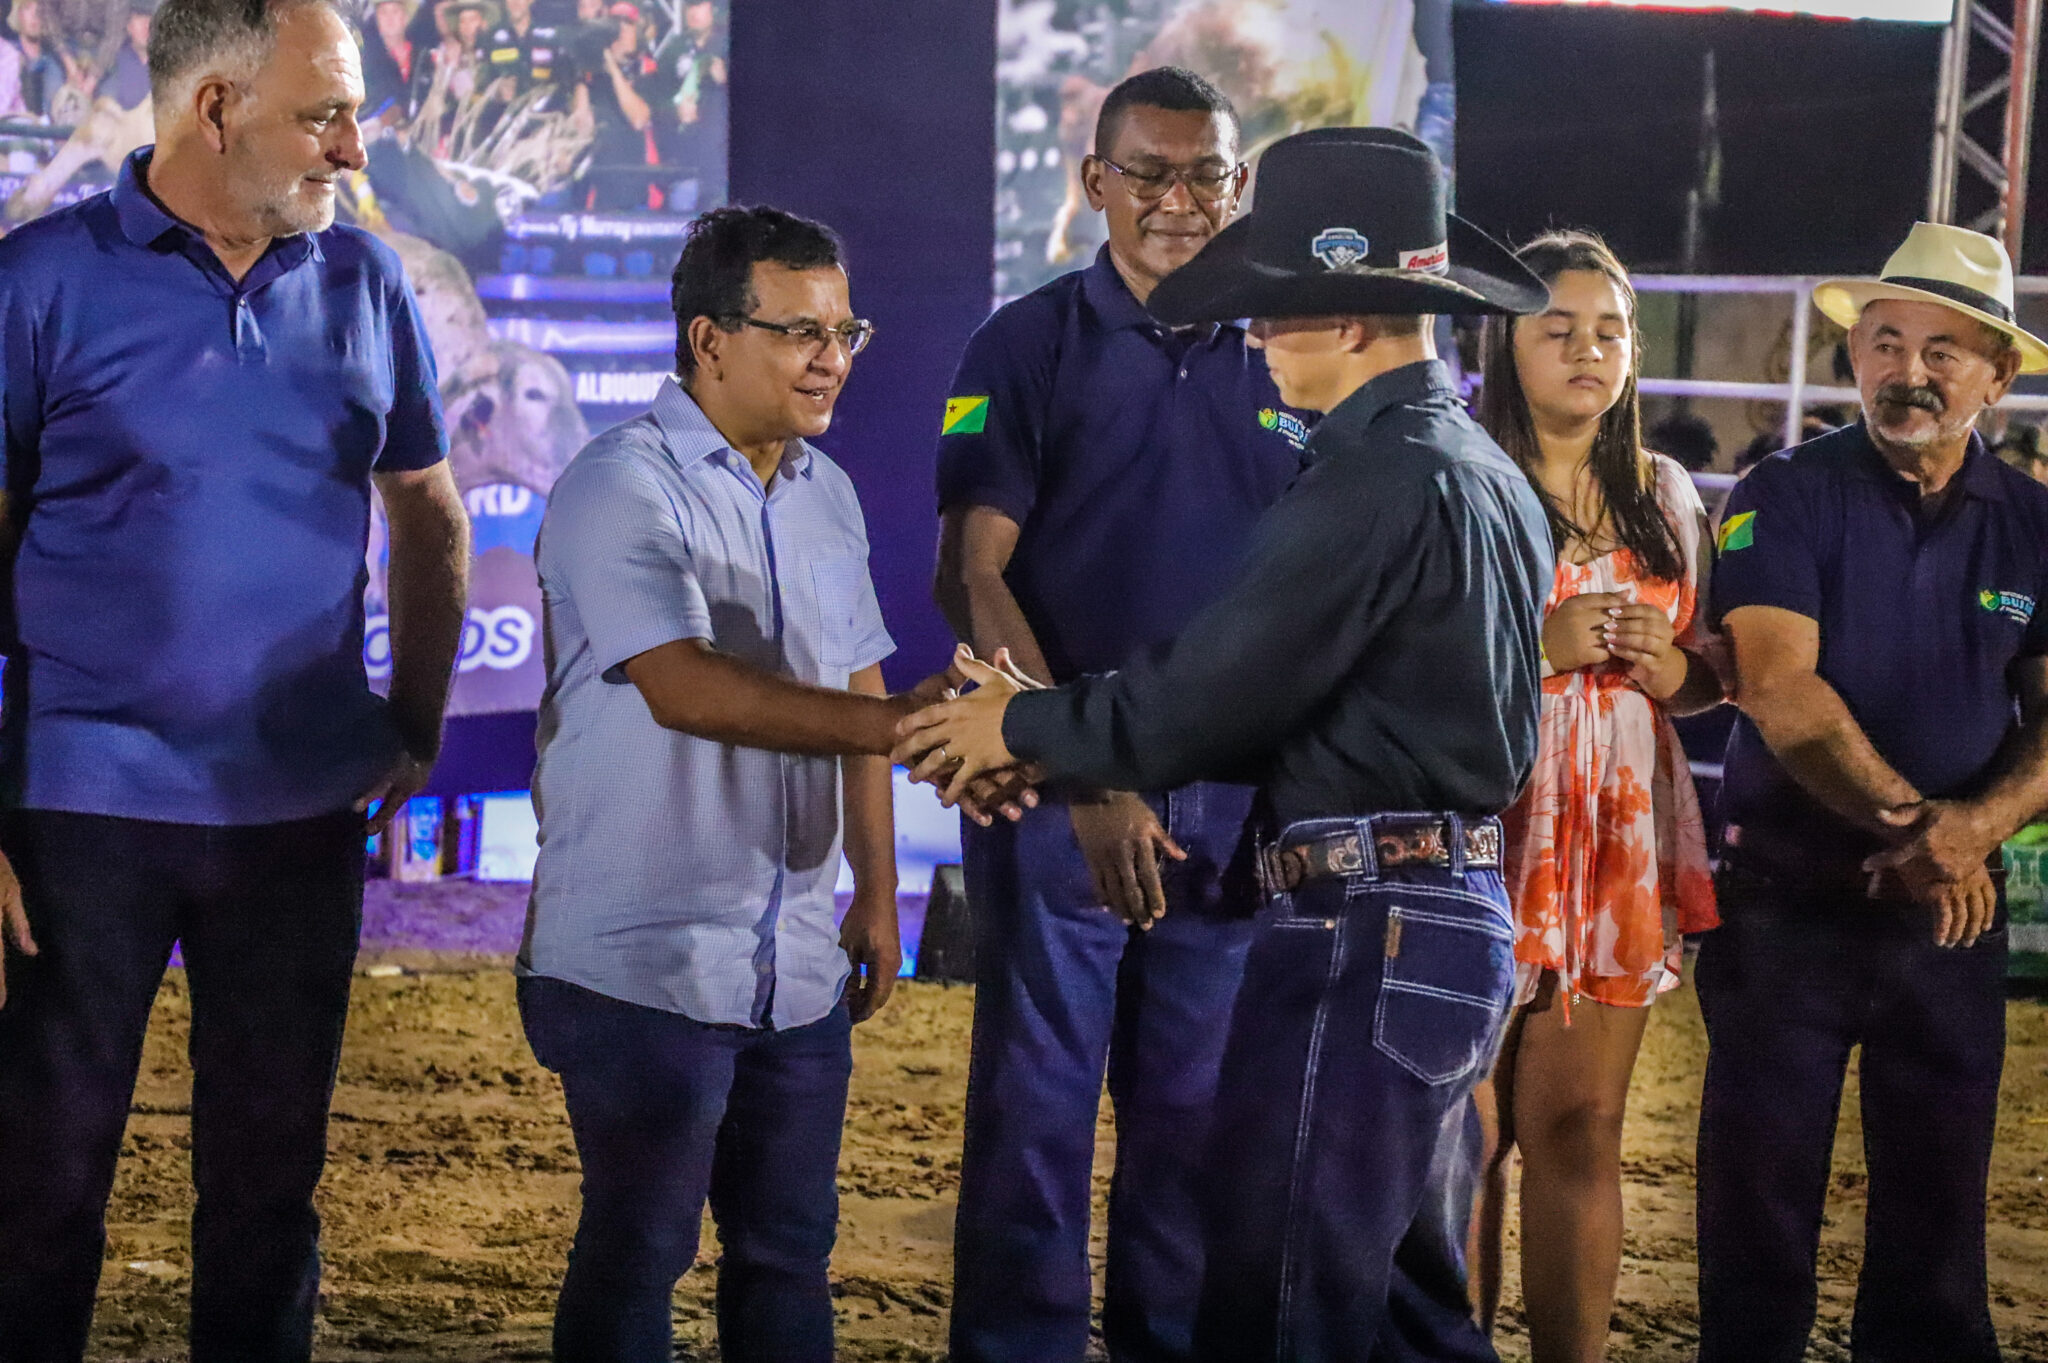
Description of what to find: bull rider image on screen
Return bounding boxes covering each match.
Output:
[0,0,730,717]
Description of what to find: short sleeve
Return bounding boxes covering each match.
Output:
[2026,535,2048,658]
[933,307,1053,525]
[834,489,895,672]
[0,261,42,494]
[1707,457,1822,631]
[374,266,450,474]
[539,455,711,683]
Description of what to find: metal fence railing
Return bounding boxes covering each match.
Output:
[1632,274,2048,452]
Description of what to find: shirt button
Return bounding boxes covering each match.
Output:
[1323,918,1337,930]
[1179,367,1189,379]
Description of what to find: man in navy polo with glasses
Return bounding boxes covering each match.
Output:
[933,65,1309,1363]
[0,0,471,1356]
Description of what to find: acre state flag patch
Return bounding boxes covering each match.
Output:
[1718,510,1756,553]
[943,396,990,435]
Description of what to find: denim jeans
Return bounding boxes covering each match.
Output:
[518,974,852,1363]
[1695,861,2007,1363]
[0,809,366,1363]
[951,782,1257,1363]
[1194,815,1513,1363]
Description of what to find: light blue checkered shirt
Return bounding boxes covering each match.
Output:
[520,379,895,1028]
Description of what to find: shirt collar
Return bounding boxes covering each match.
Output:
[1844,420,2000,504]
[111,147,325,268]
[1322,359,1458,435]
[112,149,182,248]
[1079,243,1232,346]
[652,377,817,480]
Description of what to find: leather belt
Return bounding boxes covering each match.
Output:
[1259,818,1502,893]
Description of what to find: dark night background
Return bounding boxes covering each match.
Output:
[1454,5,2041,276]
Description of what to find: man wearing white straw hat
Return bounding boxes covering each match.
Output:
[1699,220,2048,1363]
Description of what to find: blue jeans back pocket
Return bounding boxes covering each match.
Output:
[1371,886,1514,1086]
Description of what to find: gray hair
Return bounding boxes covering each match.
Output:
[148,0,350,104]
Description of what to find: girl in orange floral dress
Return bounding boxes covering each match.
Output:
[1468,232,1726,1363]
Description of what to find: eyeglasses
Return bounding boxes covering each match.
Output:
[726,315,876,357]
[1095,156,1244,203]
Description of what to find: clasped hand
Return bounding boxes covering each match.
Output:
[892,644,1045,822]
[1862,799,2002,948]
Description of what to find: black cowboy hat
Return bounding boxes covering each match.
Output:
[1148,127,1548,326]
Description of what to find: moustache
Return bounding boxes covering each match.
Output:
[1875,383,1944,414]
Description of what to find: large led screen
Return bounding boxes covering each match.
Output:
[1478,0,1951,23]
[997,0,1457,305]
[0,0,728,716]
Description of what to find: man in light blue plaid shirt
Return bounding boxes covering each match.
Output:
[518,205,959,1363]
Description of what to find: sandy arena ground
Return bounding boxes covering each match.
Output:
[78,886,2048,1361]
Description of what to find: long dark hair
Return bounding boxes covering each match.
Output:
[1476,230,1684,585]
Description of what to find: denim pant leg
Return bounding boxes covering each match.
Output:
[182,813,365,1363]
[1852,912,2005,1363]
[1103,783,1256,1363]
[952,798,1129,1363]
[708,1005,853,1363]
[1694,879,1864,1363]
[520,974,739,1363]
[1195,857,1512,1363]
[0,813,183,1363]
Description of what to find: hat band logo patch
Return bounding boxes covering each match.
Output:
[1311,228,1370,270]
[1400,242,1449,275]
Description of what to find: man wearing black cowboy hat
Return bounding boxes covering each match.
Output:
[894,127,1553,1361]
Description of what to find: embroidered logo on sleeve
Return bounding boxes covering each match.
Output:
[1258,407,1310,450]
[1717,510,1756,553]
[942,396,989,435]
[1979,589,2037,624]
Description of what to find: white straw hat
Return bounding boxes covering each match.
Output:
[1814,222,2048,375]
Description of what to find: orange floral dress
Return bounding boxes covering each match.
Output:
[1502,454,1720,1014]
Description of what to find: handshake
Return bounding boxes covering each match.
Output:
[891,645,1050,825]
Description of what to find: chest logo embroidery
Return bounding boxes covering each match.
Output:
[1979,589,2036,624]
[1259,407,1310,450]
[1717,510,1755,553]
[942,396,989,436]
[1311,228,1370,270]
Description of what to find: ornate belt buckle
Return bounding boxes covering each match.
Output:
[1326,834,1365,877]
[1375,822,1445,869]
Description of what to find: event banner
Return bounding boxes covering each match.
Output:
[0,0,729,715]
[995,0,1455,305]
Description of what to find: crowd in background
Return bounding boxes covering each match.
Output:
[360,0,723,209]
[0,0,722,212]
[0,0,153,122]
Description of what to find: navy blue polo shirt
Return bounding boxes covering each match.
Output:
[1711,421,2048,880]
[0,149,448,825]
[936,246,1308,682]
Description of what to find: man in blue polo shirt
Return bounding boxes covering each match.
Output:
[521,205,971,1363]
[933,66,1308,1363]
[1700,222,2048,1363]
[0,1,470,1357]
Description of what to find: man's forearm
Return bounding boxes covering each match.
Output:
[1966,717,2048,842]
[843,755,898,889]
[1742,670,1918,833]
[383,484,471,760]
[939,568,1053,685]
[1664,646,1726,717]
[843,666,901,890]
[626,640,907,756]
